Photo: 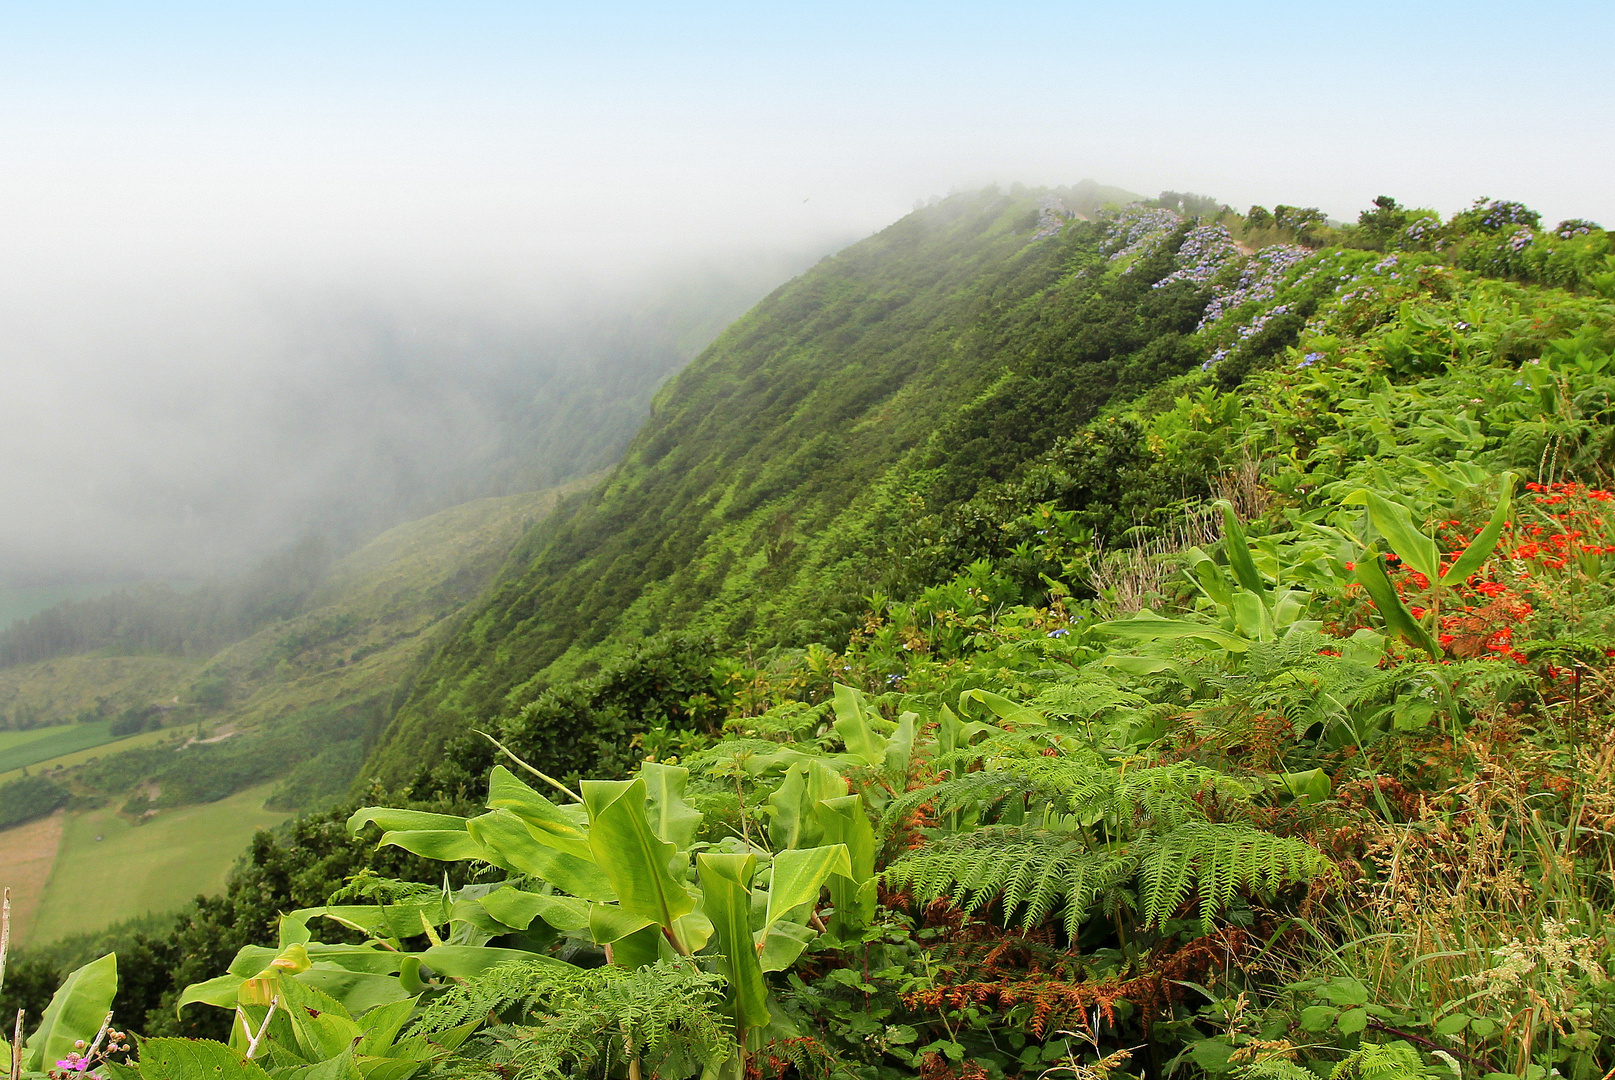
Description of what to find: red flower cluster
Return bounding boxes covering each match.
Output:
[1388,480,1615,663]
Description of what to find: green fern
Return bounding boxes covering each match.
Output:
[1134,821,1331,927]
[1237,1059,1324,1080]
[1329,1043,1427,1080]
[885,817,1326,933]
[328,870,444,905]
[884,752,1328,932]
[419,959,729,1080]
[883,754,1256,837]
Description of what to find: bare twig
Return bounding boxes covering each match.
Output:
[0,888,11,997]
[85,1012,114,1059]
[245,997,279,1060]
[11,1008,23,1080]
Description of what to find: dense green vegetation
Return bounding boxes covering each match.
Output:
[5,186,1615,1080]
[0,775,68,830]
[372,181,1177,784]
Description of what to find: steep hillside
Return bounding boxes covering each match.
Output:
[374,181,1177,779]
[32,191,1615,1080]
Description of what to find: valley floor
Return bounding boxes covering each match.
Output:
[0,783,289,945]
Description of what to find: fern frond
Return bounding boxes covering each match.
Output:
[1135,822,1330,929]
[422,960,729,1080]
[883,828,1132,935]
[885,754,1256,838]
[1329,1043,1425,1080]
[1032,676,1148,721]
[1237,1059,1323,1080]
[328,870,442,905]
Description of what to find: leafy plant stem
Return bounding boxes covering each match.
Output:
[476,730,583,803]
[1366,1019,1494,1074]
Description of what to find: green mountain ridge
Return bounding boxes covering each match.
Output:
[7,186,1615,1080]
[371,180,1171,782]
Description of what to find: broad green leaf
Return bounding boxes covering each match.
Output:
[131,1038,271,1080]
[288,1001,363,1062]
[958,689,1045,726]
[1336,1007,1368,1035]
[606,923,665,969]
[816,795,876,934]
[1230,589,1273,641]
[673,907,714,955]
[937,704,962,756]
[278,1047,364,1080]
[1354,555,1439,657]
[226,945,403,979]
[1099,655,1179,675]
[347,808,470,835]
[354,1059,430,1080]
[1322,976,1369,1007]
[764,845,851,931]
[757,920,817,973]
[1095,611,1251,652]
[176,974,245,1014]
[582,778,696,935]
[374,830,484,865]
[1185,549,1234,609]
[883,711,918,778]
[1441,473,1516,585]
[297,971,411,1015]
[639,762,704,851]
[355,998,417,1056]
[424,1019,482,1053]
[292,904,445,944]
[766,761,842,851]
[1299,1006,1336,1033]
[419,946,569,978]
[697,853,770,1033]
[484,767,594,860]
[1220,504,1267,596]
[1277,769,1331,805]
[588,904,656,945]
[466,809,615,900]
[25,952,117,1072]
[479,890,590,932]
[831,684,885,766]
[1359,491,1441,582]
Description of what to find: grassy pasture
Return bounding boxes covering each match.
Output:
[28,783,289,942]
[0,726,181,787]
[0,720,122,773]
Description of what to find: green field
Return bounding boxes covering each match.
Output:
[0,725,182,787]
[0,720,121,773]
[27,782,291,943]
[0,724,77,753]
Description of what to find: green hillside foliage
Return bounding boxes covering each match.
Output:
[0,774,68,829]
[374,182,1214,782]
[9,189,1615,1080]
